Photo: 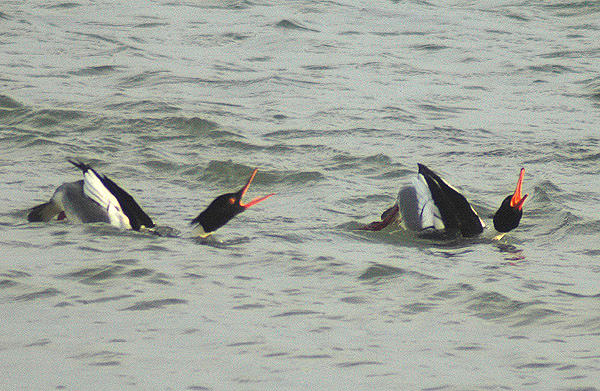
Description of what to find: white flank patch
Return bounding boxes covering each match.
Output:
[413,175,444,230]
[82,170,131,229]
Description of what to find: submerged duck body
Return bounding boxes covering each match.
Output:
[28,160,154,231]
[361,164,528,238]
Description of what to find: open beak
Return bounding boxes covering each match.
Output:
[238,168,275,209]
[510,168,528,210]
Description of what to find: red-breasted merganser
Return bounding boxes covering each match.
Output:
[360,164,528,239]
[28,162,274,237]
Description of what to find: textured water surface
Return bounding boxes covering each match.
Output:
[1,1,599,390]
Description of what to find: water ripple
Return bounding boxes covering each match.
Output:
[121,298,187,311]
[14,288,61,302]
[68,65,123,76]
[275,19,319,32]
[272,310,322,317]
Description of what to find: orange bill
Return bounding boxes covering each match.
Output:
[238,168,275,209]
[510,168,528,210]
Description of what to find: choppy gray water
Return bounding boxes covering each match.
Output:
[1,1,600,390]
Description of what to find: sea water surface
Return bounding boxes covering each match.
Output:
[1,1,600,390]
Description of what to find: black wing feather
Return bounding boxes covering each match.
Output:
[417,164,483,237]
[69,160,155,230]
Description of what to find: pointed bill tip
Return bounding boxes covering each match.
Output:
[238,168,274,209]
[241,192,275,209]
[240,168,260,197]
[510,168,527,210]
